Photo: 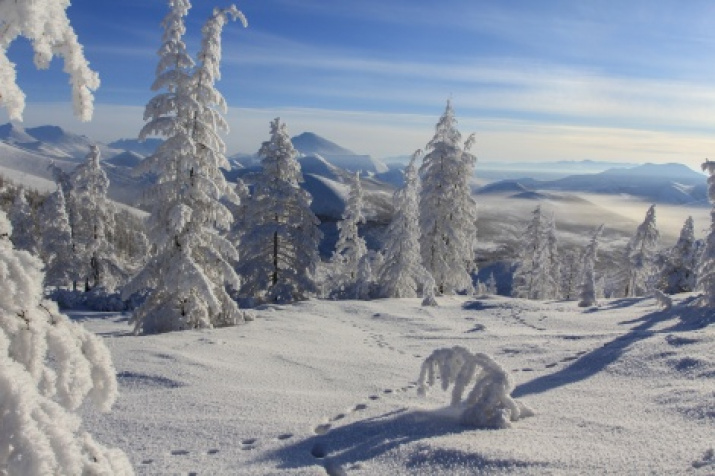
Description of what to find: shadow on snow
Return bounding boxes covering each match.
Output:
[259,408,545,473]
[513,296,714,399]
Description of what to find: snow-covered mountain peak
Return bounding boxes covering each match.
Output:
[291,132,356,156]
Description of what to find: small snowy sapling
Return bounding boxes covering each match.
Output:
[417,346,533,428]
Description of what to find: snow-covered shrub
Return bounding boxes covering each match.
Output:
[0,211,132,474]
[417,346,533,428]
[654,289,673,310]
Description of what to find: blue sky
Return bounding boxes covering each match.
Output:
[4,0,715,165]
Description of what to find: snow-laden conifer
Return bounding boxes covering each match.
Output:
[329,172,368,298]
[698,159,715,307]
[512,205,545,299]
[68,145,123,292]
[624,204,660,297]
[38,187,74,288]
[419,101,478,295]
[0,210,131,474]
[485,272,498,295]
[9,190,38,254]
[0,0,99,120]
[417,346,533,428]
[657,216,698,294]
[377,151,432,298]
[238,118,322,303]
[544,214,561,298]
[578,225,604,308]
[124,2,247,333]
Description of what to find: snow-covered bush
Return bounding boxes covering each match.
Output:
[653,289,673,310]
[417,346,533,428]
[0,211,132,474]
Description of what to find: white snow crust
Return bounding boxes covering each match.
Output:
[76,293,714,474]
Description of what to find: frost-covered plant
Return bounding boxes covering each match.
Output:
[698,159,715,307]
[657,216,698,294]
[419,100,478,295]
[9,190,38,254]
[68,145,124,292]
[377,151,433,298]
[0,211,132,474]
[513,206,560,300]
[237,118,322,303]
[0,0,99,121]
[38,187,74,288]
[329,172,368,298]
[578,225,603,308]
[417,346,533,428]
[624,204,660,297]
[124,2,247,333]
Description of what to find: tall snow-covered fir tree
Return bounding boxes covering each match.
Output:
[237,118,322,303]
[67,145,123,292]
[657,216,698,294]
[624,204,660,297]
[419,100,478,295]
[124,2,247,334]
[0,0,99,121]
[512,205,545,300]
[578,225,604,307]
[512,206,559,300]
[377,151,432,298]
[329,172,368,297]
[698,159,715,307]
[0,210,131,474]
[37,187,74,288]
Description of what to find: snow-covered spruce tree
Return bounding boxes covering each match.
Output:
[698,159,715,307]
[0,0,99,121]
[237,118,322,303]
[624,204,660,297]
[377,151,432,298]
[419,100,478,295]
[560,248,583,301]
[485,272,498,295]
[329,172,369,298]
[544,214,561,298]
[68,145,124,292]
[512,206,559,300]
[417,346,533,429]
[0,210,132,474]
[38,187,74,288]
[512,205,545,299]
[657,216,698,294]
[124,3,247,334]
[9,190,38,254]
[578,225,604,308]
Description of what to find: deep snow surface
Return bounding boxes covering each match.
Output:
[75,294,715,475]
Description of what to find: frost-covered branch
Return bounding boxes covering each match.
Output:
[0,0,99,120]
[417,346,533,428]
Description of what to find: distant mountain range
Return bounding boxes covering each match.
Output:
[0,122,709,218]
[477,163,708,206]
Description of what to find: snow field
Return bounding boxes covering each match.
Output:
[77,294,714,474]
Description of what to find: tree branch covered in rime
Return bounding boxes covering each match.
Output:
[125,1,247,333]
[419,100,478,295]
[417,346,533,429]
[0,211,132,474]
[237,118,321,303]
[0,0,99,120]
